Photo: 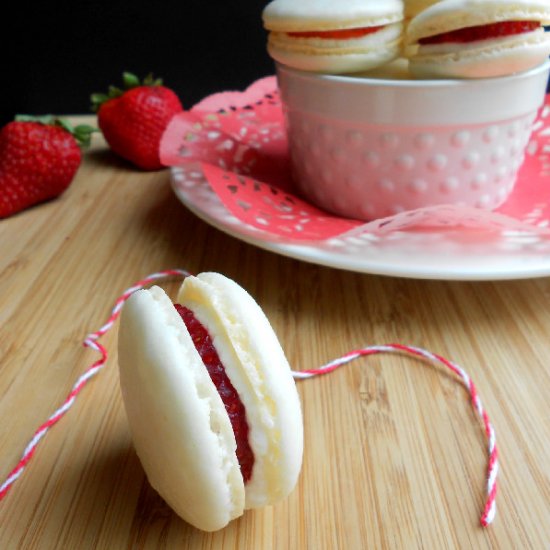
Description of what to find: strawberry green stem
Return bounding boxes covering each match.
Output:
[15,115,98,148]
[90,72,164,112]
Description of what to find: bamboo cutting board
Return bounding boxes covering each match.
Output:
[1,120,549,549]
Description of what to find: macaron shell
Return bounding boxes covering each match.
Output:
[263,0,404,32]
[177,273,303,510]
[118,286,245,532]
[268,23,403,73]
[409,27,550,78]
[405,0,442,19]
[406,0,550,45]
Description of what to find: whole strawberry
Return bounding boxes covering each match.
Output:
[0,116,95,218]
[92,73,183,170]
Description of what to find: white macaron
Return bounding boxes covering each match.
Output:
[262,0,405,74]
[118,272,303,532]
[405,0,550,78]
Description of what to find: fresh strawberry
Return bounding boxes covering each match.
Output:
[91,72,183,170]
[0,116,96,218]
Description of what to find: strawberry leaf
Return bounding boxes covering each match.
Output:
[16,114,56,125]
[90,93,109,107]
[143,73,163,87]
[72,124,98,148]
[15,115,98,148]
[123,72,141,89]
[54,118,98,148]
[91,72,166,112]
[108,85,123,97]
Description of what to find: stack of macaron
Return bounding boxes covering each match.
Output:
[118,272,303,531]
[262,0,550,78]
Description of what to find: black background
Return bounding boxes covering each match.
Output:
[3,1,274,125]
[3,5,549,126]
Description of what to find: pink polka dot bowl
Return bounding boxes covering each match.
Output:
[277,60,550,221]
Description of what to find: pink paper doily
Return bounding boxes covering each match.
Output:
[160,76,550,242]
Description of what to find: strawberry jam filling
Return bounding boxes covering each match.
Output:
[419,20,540,45]
[175,304,254,482]
[288,25,385,40]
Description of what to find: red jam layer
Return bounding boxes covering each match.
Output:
[288,25,384,40]
[175,304,254,482]
[419,20,540,45]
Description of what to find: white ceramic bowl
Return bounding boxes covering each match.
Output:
[277,60,550,220]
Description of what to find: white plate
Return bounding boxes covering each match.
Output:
[171,165,550,281]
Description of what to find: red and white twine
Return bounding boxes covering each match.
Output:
[295,344,498,526]
[0,269,190,502]
[0,269,498,527]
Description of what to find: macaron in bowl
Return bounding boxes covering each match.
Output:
[262,0,405,74]
[405,0,550,78]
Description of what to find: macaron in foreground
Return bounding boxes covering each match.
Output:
[118,272,303,531]
[405,0,550,78]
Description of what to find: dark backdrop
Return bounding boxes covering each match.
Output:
[3,1,274,125]
[3,6,550,126]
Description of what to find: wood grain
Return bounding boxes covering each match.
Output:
[1,119,549,549]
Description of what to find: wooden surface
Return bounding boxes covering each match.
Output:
[1,119,550,549]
